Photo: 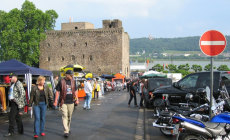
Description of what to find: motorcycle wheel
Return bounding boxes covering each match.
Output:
[182,134,205,140]
[160,128,172,136]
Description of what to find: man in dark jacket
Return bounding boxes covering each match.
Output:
[4,74,26,137]
[128,82,138,107]
[53,70,79,138]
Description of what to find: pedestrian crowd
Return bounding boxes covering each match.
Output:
[3,70,107,138]
[2,70,140,139]
[127,79,148,108]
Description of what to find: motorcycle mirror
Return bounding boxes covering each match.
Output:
[196,88,206,94]
[185,93,193,101]
[173,82,179,88]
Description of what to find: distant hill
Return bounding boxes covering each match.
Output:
[130,36,230,55]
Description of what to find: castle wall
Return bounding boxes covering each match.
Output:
[40,20,130,77]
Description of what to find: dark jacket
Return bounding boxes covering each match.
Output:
[29,85,53,107]
[59,78,77,107]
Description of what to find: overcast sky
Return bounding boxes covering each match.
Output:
[1,0,230,39]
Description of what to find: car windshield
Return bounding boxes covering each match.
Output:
[148,78,172,91]
[178,74,199,89]
[221,73,230,94]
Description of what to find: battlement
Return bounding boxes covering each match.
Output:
[103,19,122,29]
[47,28,123,36]
[61,22,94,30]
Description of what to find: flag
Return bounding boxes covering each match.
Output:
[146,59,149,67]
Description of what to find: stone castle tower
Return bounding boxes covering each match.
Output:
[39,19,130,77]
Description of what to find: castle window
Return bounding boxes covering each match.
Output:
[61,43,63,47]
[85,42,87,47]
[75,27,78,29]
[71,55,75,61]
[74,42,76,47]
[83,54,85,59]
[47,43,50,47]
[48,57,50,61]
[89,55,93,61]
[61,56,64,61]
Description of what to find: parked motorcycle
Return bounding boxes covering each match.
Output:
[153,87,229,136]
[174,112,230,140]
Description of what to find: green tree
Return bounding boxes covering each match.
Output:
[166,64,177,72]
[152,64,164,72]
[191,64,202,72]
[0,0,58,66]
[217,65,230,71]
[178,63,190,71]
[176,69,191,77]
[204,64,216,71]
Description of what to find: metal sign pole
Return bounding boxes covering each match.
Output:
[209,56,214,119]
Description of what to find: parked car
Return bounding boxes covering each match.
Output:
[152,71,230,109]
[143,78,172,108]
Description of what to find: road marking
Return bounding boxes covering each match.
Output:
[201,41,225,45]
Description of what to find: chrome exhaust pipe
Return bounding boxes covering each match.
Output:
[153,121,174,129]
[181,122,212,137]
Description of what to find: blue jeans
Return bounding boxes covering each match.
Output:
[84,93,92,109]
[33,102,47,135]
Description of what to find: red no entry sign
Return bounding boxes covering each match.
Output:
[199,30,226,56]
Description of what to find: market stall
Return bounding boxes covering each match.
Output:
[0,59,54,112]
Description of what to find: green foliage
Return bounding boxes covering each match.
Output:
[0,0,58,66]
[178,63,190,71]
[152,64,164,72]
[176,69,191,77]
[162,70,168,73]
[191,64,202,72]
[166,64,177,72]
[217,65,230,71]
[204,64,216,71]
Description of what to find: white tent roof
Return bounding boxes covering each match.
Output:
[143,70,161,76]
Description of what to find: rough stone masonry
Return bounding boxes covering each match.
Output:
[39,19,130,77]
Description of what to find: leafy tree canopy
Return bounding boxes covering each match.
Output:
[217,65,230,71]
[191,64,202,72]
[0,0,58,66]
[152,64,164,72]
[204,64,216,71]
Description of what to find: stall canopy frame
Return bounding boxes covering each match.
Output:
[0,59,55,98]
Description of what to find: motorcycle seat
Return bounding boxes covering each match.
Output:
[204,123,224,136]
[203,122,221,129]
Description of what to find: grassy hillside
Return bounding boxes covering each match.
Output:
[130,36,230,55]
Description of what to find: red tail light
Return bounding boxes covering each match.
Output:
[173,118,179,124]
[179,128,183,132]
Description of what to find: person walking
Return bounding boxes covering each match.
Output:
[127,81,130,92]
[139,79,145,108]
[53,70,79,138]
[53,75,59,110]
[128,82,138,107]
[100,81,104,95]
[83,78,93,110]
[93,80,100,99]
[28,76,53,138]
[54,75,59,87]
[4,74,26,137]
